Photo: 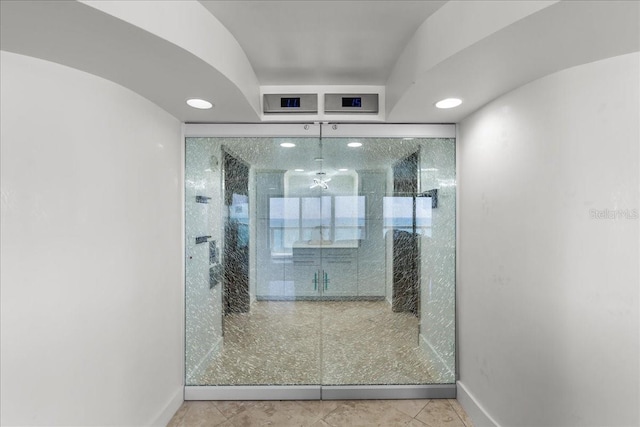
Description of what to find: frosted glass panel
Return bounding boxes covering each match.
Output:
[185,133,456,387]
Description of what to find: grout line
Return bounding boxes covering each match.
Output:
[392,399,431,419]
[446,399,469,427]
[319,406,340,426]
[448,399,472,427]
[410,417,428,426]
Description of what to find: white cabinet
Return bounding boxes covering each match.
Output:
[289,247,358,299]
[321,248,358,297]
[290,248,321,297]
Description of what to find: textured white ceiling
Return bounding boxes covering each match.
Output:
[199,1,445,85]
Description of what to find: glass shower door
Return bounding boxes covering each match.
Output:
[185,132,325,393]
[184,124,457,400]
[317,134,456,391]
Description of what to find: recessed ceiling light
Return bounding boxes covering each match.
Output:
[294,169,305,172]
[435,98,462,109]
[347,142,362,148]
[339,168,348,171]
[186,98,213,109]
[280,142,296,148]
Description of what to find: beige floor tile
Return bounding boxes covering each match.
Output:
[169,399,472,427]
[213,401,259,419]
[380,399,431,418]
[179,401,229,427]
[292,400,341,422]
[447,399,474,427]
[322,400,415,427]
[167,402,190,427]
[415,400,465,427]
[227,400,319,427]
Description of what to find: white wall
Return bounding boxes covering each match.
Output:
[458,52,639,426]
[0,51,183,426]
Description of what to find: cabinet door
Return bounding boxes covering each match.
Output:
[290,248,321,297]
[321,249,357,297]
[291,261,320,297]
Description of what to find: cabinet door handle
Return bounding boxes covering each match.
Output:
[324,271,329,290]
[313,271,318,291]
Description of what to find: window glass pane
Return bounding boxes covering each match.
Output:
[383,196,414,233]
[282,197,300,249]
[415,197,432,237]
[335,195,365,240]
[269,197,299,250]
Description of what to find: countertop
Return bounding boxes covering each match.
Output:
[292,239,359,249]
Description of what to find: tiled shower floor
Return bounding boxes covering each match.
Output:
[194,301,448,386]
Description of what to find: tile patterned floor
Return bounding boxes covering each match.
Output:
[192,301,452,386]
[168,399,473,427]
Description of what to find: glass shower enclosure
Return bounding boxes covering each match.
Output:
[184,124,456,400]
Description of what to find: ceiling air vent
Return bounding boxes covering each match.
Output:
[263,94,318,114]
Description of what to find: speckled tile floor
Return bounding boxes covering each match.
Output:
[168,399,473,427]
[192,301,451,386]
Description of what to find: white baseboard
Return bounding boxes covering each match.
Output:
[150,387,184,427]
[186,337,222,384]
[419,334,455,381]
[456,381,500,427]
